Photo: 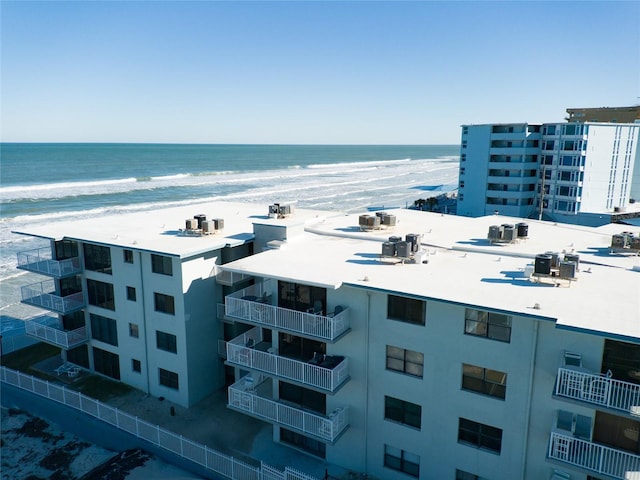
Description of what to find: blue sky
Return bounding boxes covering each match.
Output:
[1,1,638,144]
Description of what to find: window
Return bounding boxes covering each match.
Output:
[384,445,419,478]
[129,323,139,338]
[458,418,503,454]
[464,308,511,342]
[386,345,424,378]
[132,359,141,373]
[556,410,592,439]
[55,239,78,261]
[159,368,179,390]
[388,295,425,326]
[93,347,120,380]
[456,469,490,480]
[151,254,173,276]
[384,396,422,429]
[462,364,507,399]
[87,279,115,310]
[281,428,326,458]
[126,286,136,301]
[84,243,112,274]
[123,249,134,264]
[156,331,177,353]
[90,313,118,346]
[154,292,175,315]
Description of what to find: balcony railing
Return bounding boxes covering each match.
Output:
[17,247,81,278]
[555,368,640,416]
[21,280,85,314]
[548,431,640,479]
[25,318,88,349]
[225,327,349,393]
[225,286,349,342]
[228,376,349,443]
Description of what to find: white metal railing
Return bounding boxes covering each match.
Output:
[20,279,85,314]
[556,368,640,415]
[229,376,349,442]
[226,327,349,393]
[548,431,640,479]
[0,366,319,480]
[24,320,88,349]
[17,247,81,277]
[225,286,349,342]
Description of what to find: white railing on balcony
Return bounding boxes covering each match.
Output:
[17,247,81,278]
[556,368,640,415]
[226,328,349,393]
[21,280,85,314]
[228,376,349,442]
[225,287,349,342]
[548,431,640,479]
[25,320,88,349]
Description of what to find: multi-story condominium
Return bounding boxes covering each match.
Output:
[566,106,640,124]
[12,201,640,480]
[457,122,640,226]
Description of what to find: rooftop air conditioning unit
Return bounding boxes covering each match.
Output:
[185,218,198,230]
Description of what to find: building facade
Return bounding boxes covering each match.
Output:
[566,106,640,124]
[12,202,640,480]
[457,122,640,226]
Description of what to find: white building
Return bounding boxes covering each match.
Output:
[13,202,640,480]
[458,122,640,226]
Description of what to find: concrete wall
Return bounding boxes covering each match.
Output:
[458,125,492,218]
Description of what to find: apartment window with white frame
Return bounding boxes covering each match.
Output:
[159,368,179,390]
[461,363,507,400]
[387,295,425,326]
[384,396,422,429]
[464,308,511,342]
[384,444,419,478]
[458,417,503,454]
[154,292,175,315]
[456,469,490,480]
[151,254,173,276]
[386,345,424,378]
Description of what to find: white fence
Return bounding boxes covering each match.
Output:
[25,321,88,349]
[229,376,348,442]
[548,431,640,479]
[556,367,640,415]
[17,247,81,278]
[226,327,349,393]
[21,279,85,314]
[0,367,319,480]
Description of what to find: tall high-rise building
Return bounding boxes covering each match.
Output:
[457,122,640,225]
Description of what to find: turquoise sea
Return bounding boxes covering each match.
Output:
[0,143,460,331]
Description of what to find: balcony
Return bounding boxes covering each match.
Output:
[225,285,350,342]
[555,368,640,416]
[228,375,349,443]
[17,247,81,278]
[21,280,85,315]
[548,432,640,479]
[225,327,349,393]
[24,315,88,349]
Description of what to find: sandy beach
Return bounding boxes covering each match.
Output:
[1,406,203,480]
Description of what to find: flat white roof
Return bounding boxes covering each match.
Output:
[222,208,640,342]
[12,200,337,258]
[13,202,639,341]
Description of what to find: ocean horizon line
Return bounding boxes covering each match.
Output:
[0,141,460,147]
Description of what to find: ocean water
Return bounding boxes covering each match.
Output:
[0,143,459,332]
